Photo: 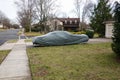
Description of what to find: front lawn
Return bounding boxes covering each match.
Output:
[25,32,42,37]
[25,39,32,42]
[6,39,18,43]
[0,29,6,32]
[0,50,10,64]
[27,43,120,80]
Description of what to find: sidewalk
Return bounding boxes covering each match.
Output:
[0,39,31,80]
[0,42,15,50]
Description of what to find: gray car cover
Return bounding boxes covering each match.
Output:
[32,31,89,46]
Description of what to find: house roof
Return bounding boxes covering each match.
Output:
[55,18,80,22]
[103,21,115,24]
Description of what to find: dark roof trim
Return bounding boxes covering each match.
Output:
[55,18,80,22]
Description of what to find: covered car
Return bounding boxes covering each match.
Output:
[32,31,89,46]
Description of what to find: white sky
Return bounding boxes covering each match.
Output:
[0,0,120,21]
[57,0,75,17]
[0,0,17,20]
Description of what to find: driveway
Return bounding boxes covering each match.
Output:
[0,29,19,45]
[88,38,112,43]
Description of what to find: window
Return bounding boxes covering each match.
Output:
[65,20,67,24]
[70,20,72,24]
[75,20,77,24]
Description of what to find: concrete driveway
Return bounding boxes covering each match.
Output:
[88,38,112,43]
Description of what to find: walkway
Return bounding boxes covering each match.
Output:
[88,38,112,43]
[0,40,31,80]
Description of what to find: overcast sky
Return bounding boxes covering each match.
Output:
[0,0,17,20]
[0,0,120,22]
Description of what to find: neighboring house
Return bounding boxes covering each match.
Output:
[0,22,3,28]
[0,22,8,29]
[46,18,63,31]
[104,21,115,38]
[80,22,91,30]
[47,18,80,31]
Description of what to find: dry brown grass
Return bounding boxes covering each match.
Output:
[27,43,120,80]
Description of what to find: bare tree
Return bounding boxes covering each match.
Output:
[15,0,35,32]
[74,0,94,30]
[73,0,82,31]
[34,0,56,21]
[74,0,82,19]
[82,0,94,22]
[81,1,94,29]
[33,0,57,33]
[0,11,5,21]
[0,10,11,29]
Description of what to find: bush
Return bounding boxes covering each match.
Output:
[112,2,120,56]
[112,22,120,56]
[81,31,86,34]
[31,27,40,32]
[70,31,86,34]
[85,30,94,38]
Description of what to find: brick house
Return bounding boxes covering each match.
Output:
[58,18,80,31]
[47,18,80,31]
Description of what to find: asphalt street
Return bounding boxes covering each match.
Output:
[0,29,19,45]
